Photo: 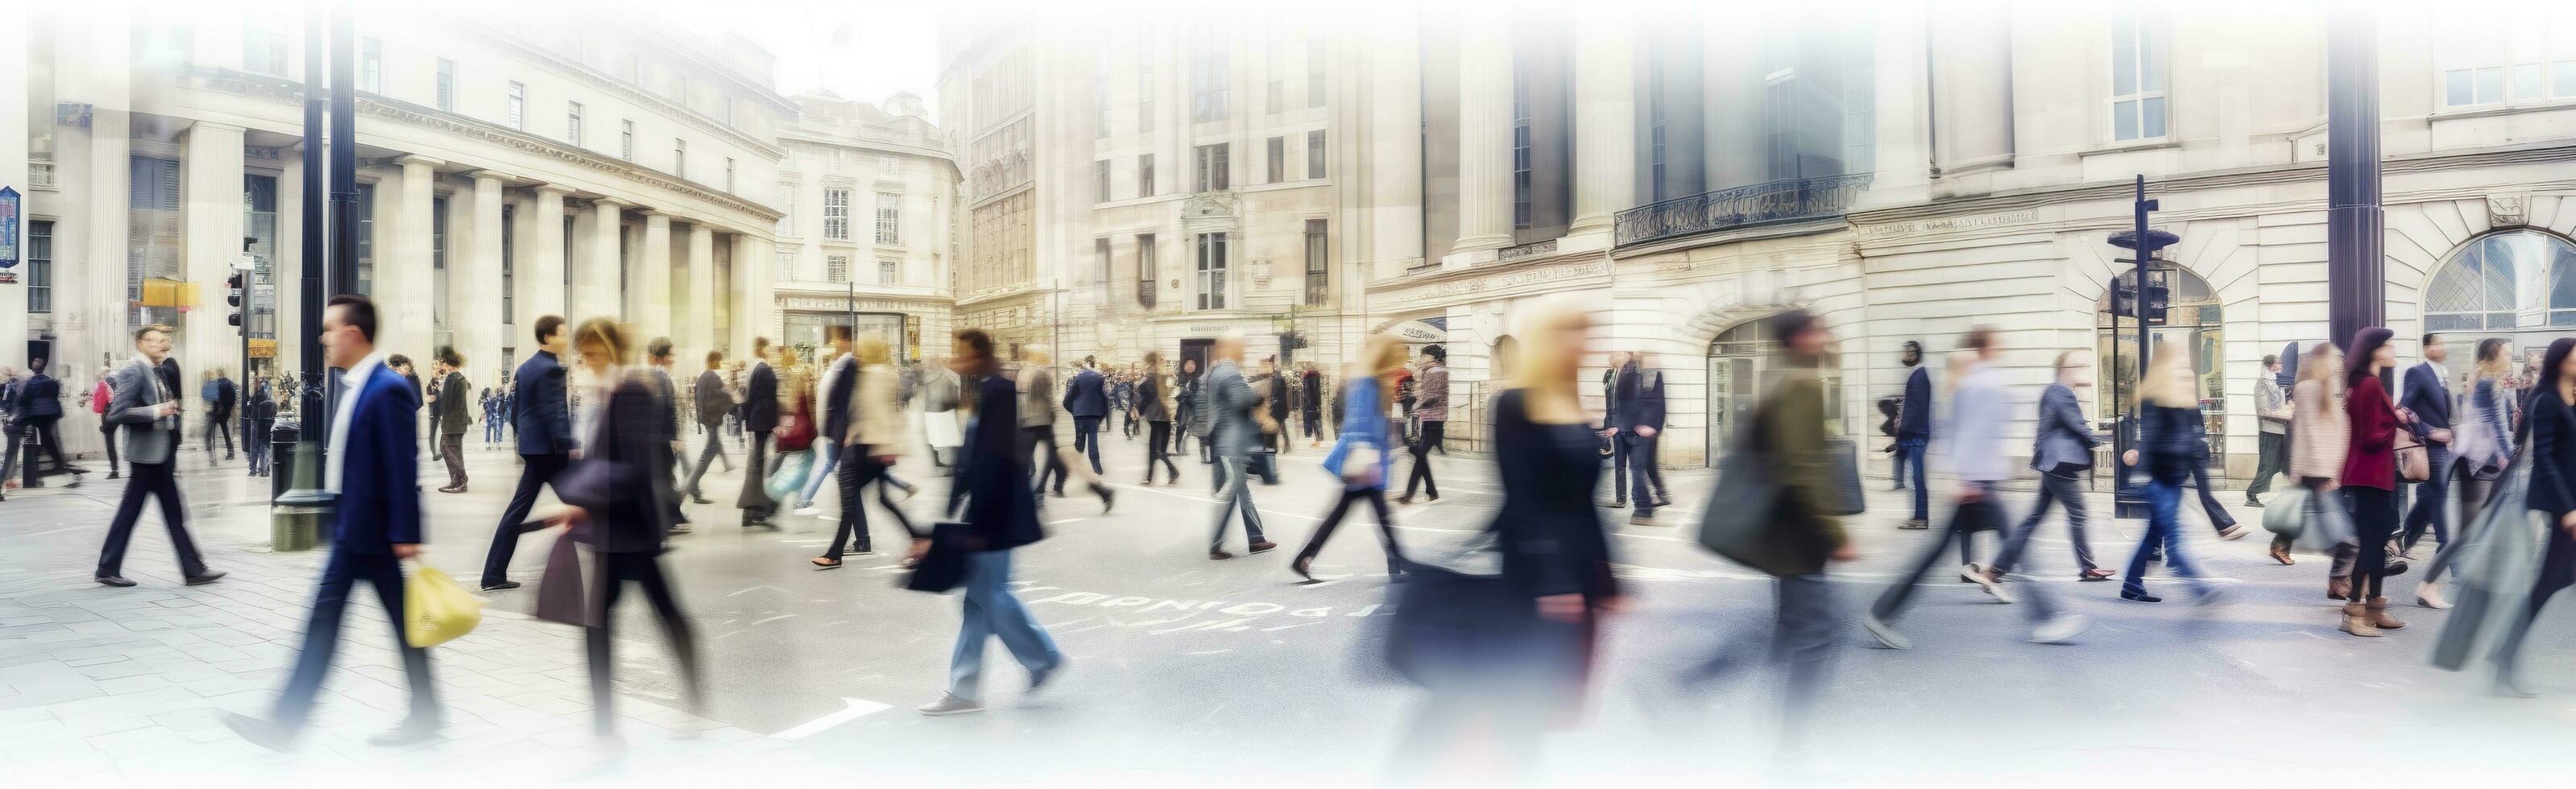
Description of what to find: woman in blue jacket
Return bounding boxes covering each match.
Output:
[1293,336,1413,582]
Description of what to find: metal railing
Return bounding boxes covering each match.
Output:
[1613,172,1874,247]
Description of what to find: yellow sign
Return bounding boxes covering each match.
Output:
[249,339,279,358]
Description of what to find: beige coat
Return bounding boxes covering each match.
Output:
[848,363,907,452]
[2288,378,2350,481]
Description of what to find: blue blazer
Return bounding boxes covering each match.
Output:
[336,364,424,553]
[2028,382,2103,472]
[1322,379,1388,490]
[510,349,573,455]
[1063,368,1110,418]
[2401,361,2453,432]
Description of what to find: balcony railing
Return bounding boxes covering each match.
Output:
[1613,173,1873,248]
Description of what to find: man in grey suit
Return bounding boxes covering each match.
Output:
[96,325,225,588]
[1989,349,2111,583]
[1202,335,1275,560]
[685,350,735,502]
[433,348,472,493]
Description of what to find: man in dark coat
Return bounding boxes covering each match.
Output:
[736,337,782,526]
[1617,351,1671,525]
[433,348,472,493]
[478,316,574,591]
[1063,356,1111,475]
[1894,341,1932,529]
[685,350,735,502]
[13,359,85,489]
[205,368,238,461]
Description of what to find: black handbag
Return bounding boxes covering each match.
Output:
[1822,437,1866,516]
[901,521,975,593]
[1383,563,1540,689]
[1950,498,2007,534]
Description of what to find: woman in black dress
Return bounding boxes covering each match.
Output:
[1391,299,1618,781]
[2493,337,2576,696]
[550,318,705,749]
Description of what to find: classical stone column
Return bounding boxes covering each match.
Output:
[464,172,505,371]
[389,155,442,358]
[731,233,772,354]
[585,199,626,320]
[531,185,568,324]
[180,122,246,392]
[1452,15,1516,254]
[1569,14,1638,237]
[637,212,673,342]
[0,14,23,372]
[274,151,304,361]
[685,224,716,364]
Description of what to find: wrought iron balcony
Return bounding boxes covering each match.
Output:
[1613,173,1874,247]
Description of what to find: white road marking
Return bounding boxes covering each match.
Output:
[747,613,799,626]
[772,697,893,740]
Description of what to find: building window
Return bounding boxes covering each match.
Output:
[2438,23,2576,107]
[1764,69,1798,180]
[879,258,899,285]
[361,38,382,93]
[1096,159,1113,203]
[246,28,288,76]
[1138,61,1156,132]
[1307,130,1327,180]
[562,214,574,311]
[1268,46,1286,114]
[875,192,903,245]
[499,204,515,324]
[725,158,736,192]
[826,254,850,283]
[823,188,851,240]
[566,101,583,145]
[777,187,797,236]
[1137,153,1157,197]
[1194,143,1230,192]
[673,138,687,180]
[1192,48,1229,122]
[432,196,448,271]
[1845,55,1878,176]
[1302,219,1327,307]
[1267,136,1286,183]
[506,81,525,129]
[435,59,454,111]
[620,120,634,160]
[1194,233,1228,310]
[1649,60,1670,199]
[432,196,449,337]
[1514,63,1536,227]
[25,221,51,312]
[1096,52,1112,138]
[1137,233,1158,308]
[774,250,796,281]
[2110,11,2167,141]
[355,182,375,295]
[1307,37,1327,109]
[1095,238,1112,286]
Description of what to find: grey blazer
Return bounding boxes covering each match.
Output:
[107,359,180,465]
[2028,382,2102,473]
[1205,360,1261,461]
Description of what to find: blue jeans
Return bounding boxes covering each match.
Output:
[2123,479,2213,598]
[948,549,1062,701]
[1624,432,1660,515]
[799,439,841,506]
[1896,438,1928,520]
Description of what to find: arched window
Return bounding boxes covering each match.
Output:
[1492,335,1518,380]
[1705,317,1842,466]
[2097,262,2223,464]
[2425,230,2576,332]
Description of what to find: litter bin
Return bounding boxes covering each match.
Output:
[269,421,334,551]
[271,421,299,502]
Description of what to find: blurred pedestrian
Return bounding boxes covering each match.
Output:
[96,325,222,589]
[1204,335,1276,559]
[2401,333,2456,555]
[2338,328,2409,633]
[203,366,238,461]
[1866,328,2087,646]
[1263,356,1292,456]
[918,329,1066,717]
[1302,361,1325,448]
[1294,335,1410,582]
[1137,352,1181,485]
[1066,354,1110,475]
[221,294,439,751]
[0,366,18,499]
[2116,341,2222,605]
[552,318,706,748]
[13,359,83,490]
[2488,337,2576,697]
[737,338,783,527]
[1598,351,1630,508]
[2251,353,2293,506]
[817,333,922,565]
[478,317,575,592]
[684,350,735,502]
[1178,357,1209,464]
[2279,343,2350,569]
[794,327,857,514]
[1894,340,1932,528]
[433,348,471,494]
[1395,345,1447,505]
[246,380,277,477]
[1616,350,1671,524]
[1990,350,2114,583]
[1389,299,1616,782]
[2418,337,2514,609]
[1112,366,1137,440]
[644,338,690,532]
[1019,345,1071,494]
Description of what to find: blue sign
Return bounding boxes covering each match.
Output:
[0,186,19,270]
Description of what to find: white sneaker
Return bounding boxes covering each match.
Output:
[918,693,985,716]
[1961,564,2013,604]
[2029,613,2089,644]
[2417,580,2453,609]
[793,504,821,516]
[1861,613,1910,650]
[2217,524,2250,541]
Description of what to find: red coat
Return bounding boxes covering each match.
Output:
[2341,377,2399,490]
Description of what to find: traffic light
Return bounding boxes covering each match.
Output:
[226,271,247,332]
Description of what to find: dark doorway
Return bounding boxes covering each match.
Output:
[1179,338,1214,383]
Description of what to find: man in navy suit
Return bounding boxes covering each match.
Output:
[1064,355,1111,475]
[2400,333,2455,553]
[1617,351,1671,526]
[222,295,441,750]
[736,337,782,526]
[478,316,574,591]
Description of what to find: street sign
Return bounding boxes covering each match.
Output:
[0,185,20,269]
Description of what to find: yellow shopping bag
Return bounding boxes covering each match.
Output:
[405,564,484,648]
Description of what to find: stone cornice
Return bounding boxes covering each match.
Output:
[464,25,789,159]
[777,130,959,170]
[180,68,781,224]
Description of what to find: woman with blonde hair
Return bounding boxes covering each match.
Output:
[1389,297,1617,781]
[1293,334,1413,581]
[2276,342,2350,568]
[815,333,921,568]
[2117,341,2220,604]
[2417,337,2516,608]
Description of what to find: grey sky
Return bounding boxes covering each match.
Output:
[677,0,943,118]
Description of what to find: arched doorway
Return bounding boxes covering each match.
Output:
[2423,229,2576,383]
[2096,262,2224,463]
[1704,318,1843,466]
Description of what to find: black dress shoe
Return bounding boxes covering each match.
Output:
[367,717,444,747]
[691,496,715,505]
[220,712,299,752]
[185,572,226,585]
[2119,590,2164,603]
[481,580,523,592]
[97,576,138,588]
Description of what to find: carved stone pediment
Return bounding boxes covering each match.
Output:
[2489,194,2528,228]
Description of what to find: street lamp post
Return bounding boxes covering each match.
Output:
[2108,175,2178,519]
